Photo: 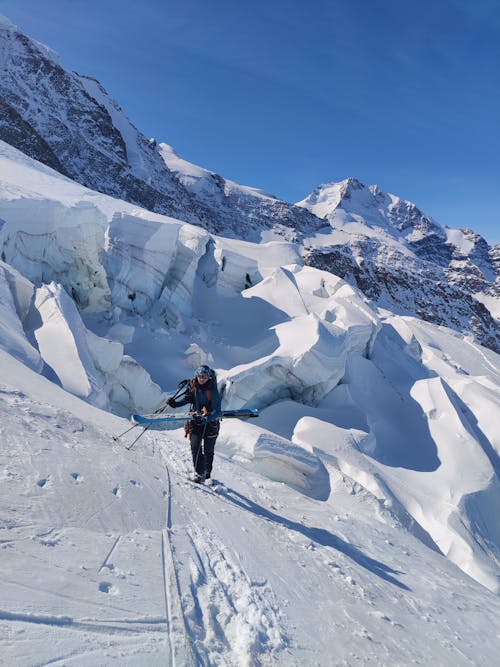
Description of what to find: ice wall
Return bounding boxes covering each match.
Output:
[33,282,107,404]
[0,260,41,371]
[31,282,164,415]
[0,199,109,311]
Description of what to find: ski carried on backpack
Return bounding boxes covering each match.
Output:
[131,408,259,427]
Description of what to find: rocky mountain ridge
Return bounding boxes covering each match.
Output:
[298,179,499,351]
[0,15,498,351]
[0,16,323,241]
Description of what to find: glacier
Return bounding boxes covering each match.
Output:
[0,138,499,607]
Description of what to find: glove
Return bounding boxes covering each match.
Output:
[167,397,177,408]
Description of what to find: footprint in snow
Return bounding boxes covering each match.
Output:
[98,581,116,594]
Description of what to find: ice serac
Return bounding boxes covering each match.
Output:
[105,211,210,330]
[218,418,330,500]
[409,376,500,592]
[32,282,164,415]
[300,179,499,352]
[294,315,500,593]
[0,260,41,371]
[33,282,105,402]
[221,265,379,410]
[0,197,110,311]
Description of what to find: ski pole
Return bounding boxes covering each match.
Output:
[112,422,140,441]
[126,423,153,451]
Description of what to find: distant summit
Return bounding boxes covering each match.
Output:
[298,178,499,352]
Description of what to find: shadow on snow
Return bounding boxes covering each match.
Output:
[219,486,411,591]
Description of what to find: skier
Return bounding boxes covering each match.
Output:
[168,365,222,483]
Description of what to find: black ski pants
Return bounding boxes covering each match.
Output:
[189,419,220,477]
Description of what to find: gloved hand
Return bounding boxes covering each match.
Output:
[167,397,177,408]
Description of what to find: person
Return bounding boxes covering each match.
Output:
[168,365,222,484]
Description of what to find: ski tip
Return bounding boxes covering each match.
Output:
[131,414,148,425]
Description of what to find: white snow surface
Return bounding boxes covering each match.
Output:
[1,141,500,665]
[159,142,275,202]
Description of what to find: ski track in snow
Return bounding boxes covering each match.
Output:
[158,445,288,667]
[1,375,500,665]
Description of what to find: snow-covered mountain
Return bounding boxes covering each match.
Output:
[1,15,500,663]
[0,16,200,222]
[1,15,498,353]
[0,16,323,242]
[298,178,500,352]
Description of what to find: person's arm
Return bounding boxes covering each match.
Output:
[204,386,222,419]
[168,389,192,409]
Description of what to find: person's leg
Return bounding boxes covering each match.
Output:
[190,426,205,477]
[203,421,220,478]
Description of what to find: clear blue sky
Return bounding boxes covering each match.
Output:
[1,0,499,242]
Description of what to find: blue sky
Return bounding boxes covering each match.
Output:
[1,0,499,242]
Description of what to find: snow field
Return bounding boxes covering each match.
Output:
[1,349,500,665]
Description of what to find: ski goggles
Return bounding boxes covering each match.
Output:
[195,365,212,379]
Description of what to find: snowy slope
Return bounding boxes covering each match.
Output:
[2,347,500,666]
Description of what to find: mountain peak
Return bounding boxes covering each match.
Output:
[340,176,365,195]
[296,177,370,219]
[0,14,60,64]
[0,14,17,31]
